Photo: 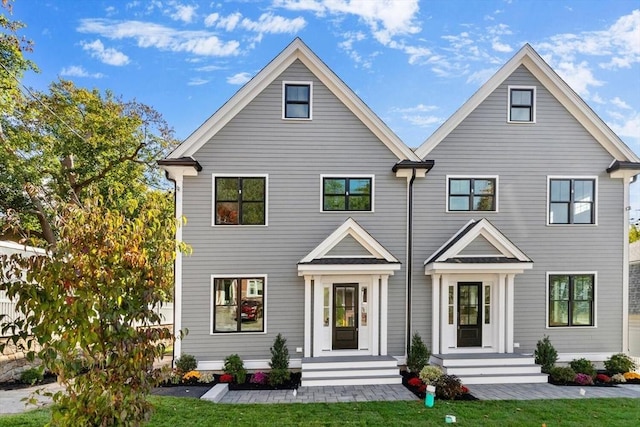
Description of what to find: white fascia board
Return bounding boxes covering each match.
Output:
[424,262,532,275]
[0,241,47,255]
[423,219,477,265]
[300,218,399,263]
[297,264,401,276]
[159,165,200,181]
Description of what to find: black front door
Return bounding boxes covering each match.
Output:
[332,284,358,350]
[457,282,482,347]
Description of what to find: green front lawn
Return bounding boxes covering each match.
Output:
[1,396,639,426]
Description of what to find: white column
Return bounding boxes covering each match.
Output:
[312,275,324,357]
[506,274,515,353]
[173,175,184,360]
[498,273,506,353]
[304,275,312,358]
[622,177,630,353]
[431,274,441,355]
[380,275,388,356]
[371,275,380,355]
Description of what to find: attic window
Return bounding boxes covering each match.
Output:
[283,82,312,119]
[508,86,536,123]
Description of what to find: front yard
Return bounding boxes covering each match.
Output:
[1,396,639,426]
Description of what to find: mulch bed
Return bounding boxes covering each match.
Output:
[0,372,57,391]
[151,385,213,398]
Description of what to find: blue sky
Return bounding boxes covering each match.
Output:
[9,0,640,220]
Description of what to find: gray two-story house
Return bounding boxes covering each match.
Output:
[160,38,640,385]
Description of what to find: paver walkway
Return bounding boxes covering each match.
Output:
[218,384,416,404]
[466,383,640,400]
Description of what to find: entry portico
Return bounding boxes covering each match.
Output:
[425,219,533,355]
[298,218,401,358]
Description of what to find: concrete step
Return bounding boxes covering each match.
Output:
[302,366,399,379]
[445,364,542,376]
[431,354,536,367]
[459,373,549,385]
[301,374,402,387]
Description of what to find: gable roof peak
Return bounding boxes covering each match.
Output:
[414,43,639,163]
[166,37,420,162]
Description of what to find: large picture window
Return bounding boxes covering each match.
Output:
[548,178,595,224]
[448,177,496,211]
[283,82,311,119]
[214,176,266,225]
[213,277,265,333]
[548,274,594,327]
[322,176,372,211]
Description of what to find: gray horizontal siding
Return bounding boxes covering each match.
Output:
[413,65,625,354]
[181,60,409,362]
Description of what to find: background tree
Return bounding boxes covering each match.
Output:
[631,224,639,243]
[0,194,185,426]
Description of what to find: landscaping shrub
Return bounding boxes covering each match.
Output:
[198,372,214,383]
[623,372,640,381]
[220,374,233,383]
[224,354,247,384]
[574,373,594,386]
[250,371,268,385]
[534,335,558,374]
[569,358,596,377]
[419,365,444,385]
[268,333,290,386]
[406,333,430,374]
[595,373,611,383]
[20,367,44,385]
[549,366,576,384]
[182,370,201,383]
[407,377,423,387]
[433,374,463,400]
[604,353,637,375]
[176,353,197,373]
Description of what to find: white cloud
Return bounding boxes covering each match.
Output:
[554,60,603,96]
[611,96,631,110]
[274,0,421,45]
[491,40,512,53]
[188,77,209,86]
[392,104,438,114]
[227,72,252,85]
[171,4,198,23]
[240,13,306,34]
[404,114,443,127]
[195,64,224,72]
[78,19,241,57]
[60,65,104,78]
[466,67,498,85]
[81,39,130,66]
[609,110,640,150]
[214,12,243,31]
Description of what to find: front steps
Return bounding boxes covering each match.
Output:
[301,355,401,387]
[430,353,548,385]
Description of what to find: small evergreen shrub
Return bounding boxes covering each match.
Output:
[20,367,44,385]
[569,358,596,377]
[549,366,576,384]
[175,353,197,373]
[418,365,444,385]
[433,374,463,400]
[268,333,290,386]
[604,353,637,375]
[407,333,430,374]
[224,354,247,384]
[534,335,558,374]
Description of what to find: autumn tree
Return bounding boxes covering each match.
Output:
[0,194,185,426]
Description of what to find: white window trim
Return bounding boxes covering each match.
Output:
[546,175,598,226]
[445,175,499,213]
[212,174,269,227]
[507,85,536,123]
[210,274,267,335]
[545,271,597,329]
[320,174,375,213]
[282,81,313,120]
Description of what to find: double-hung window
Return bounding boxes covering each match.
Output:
[548,178,595,225]
[548,274,594,327]
[508,86,535,122]
[448,177,497,212]
[214,175,267,225]
[322,176,373,212]
[283,82,312,119]
[212,276,265,333]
